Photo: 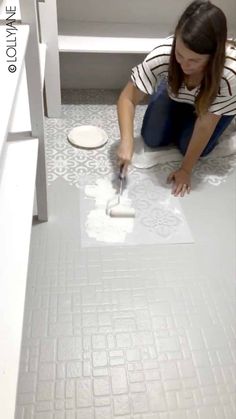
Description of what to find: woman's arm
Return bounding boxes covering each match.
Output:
[117,81,147,169]
[168,112,221,196]
[180,112,221,173]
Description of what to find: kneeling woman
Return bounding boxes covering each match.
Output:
[117,0,236,196]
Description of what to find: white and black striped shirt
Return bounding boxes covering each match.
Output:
[131,36,236,116]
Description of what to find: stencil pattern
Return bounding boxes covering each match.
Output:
[80,175,192,246]
[141,207,182,238]
[129,176,183,238]
[44,90,236,189]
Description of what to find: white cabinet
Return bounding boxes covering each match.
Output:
[0,1,49,417]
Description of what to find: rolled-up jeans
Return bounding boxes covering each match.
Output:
[141,81,234,156]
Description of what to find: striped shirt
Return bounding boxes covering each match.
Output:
[131,36,236,116]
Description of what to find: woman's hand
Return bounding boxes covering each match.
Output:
[167,168,191,197]
[116,82,147,174]
[117,140,134,173]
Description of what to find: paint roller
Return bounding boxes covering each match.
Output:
[106,165,135,218]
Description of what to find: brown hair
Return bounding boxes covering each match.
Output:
[168,0,227,116]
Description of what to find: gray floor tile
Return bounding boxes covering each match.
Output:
[16,90,236,419]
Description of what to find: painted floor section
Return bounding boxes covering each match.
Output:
[15,90,236,419]
[80,174,193,246]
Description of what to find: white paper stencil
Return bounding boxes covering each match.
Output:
[79,174,194,246]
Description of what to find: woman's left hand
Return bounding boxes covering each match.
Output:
[167,168,191,197]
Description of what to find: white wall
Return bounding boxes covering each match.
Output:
[57,0,236,31]
[59,52,145,89]
[58,0,236,89]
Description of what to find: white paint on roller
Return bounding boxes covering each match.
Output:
[85,179,134,243]
[109,205,135,217]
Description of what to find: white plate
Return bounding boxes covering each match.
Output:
[67,125,108,149]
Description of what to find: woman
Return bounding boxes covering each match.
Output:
[117,0,236,197]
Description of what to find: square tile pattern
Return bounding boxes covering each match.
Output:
[16,90,236,419]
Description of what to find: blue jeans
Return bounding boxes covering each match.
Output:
[141,81,234,156]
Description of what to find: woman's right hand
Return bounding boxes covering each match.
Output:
[117,140,134,172]
[116,81,147,173]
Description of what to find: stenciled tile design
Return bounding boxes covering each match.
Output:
[80,174,193,246]
[45,89,236,189]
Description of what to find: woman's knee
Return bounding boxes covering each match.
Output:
[141,90,174,147]
[178,136,216,157]
[200,142,218,156]
[177,127,194,156]
[178,133,220,157]
[200,115,234,156]
[141,126,162,148]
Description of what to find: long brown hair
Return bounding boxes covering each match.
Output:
[168,0,227,116]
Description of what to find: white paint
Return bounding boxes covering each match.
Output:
[85,178,134,243]
[81,175,194,246]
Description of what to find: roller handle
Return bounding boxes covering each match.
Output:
[118,164,126,180]
[118,164,126,196]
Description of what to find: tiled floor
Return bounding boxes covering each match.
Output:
[16,90,236,418]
